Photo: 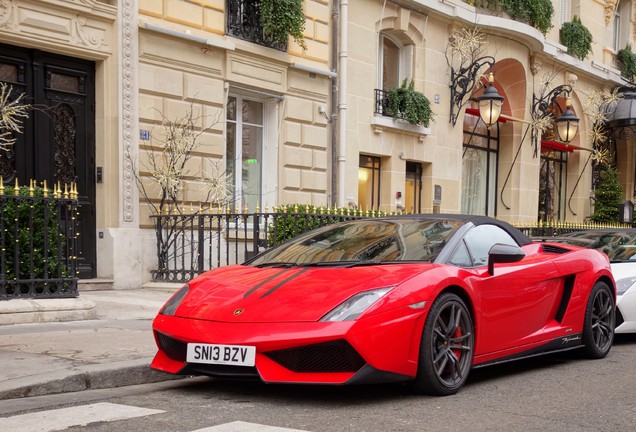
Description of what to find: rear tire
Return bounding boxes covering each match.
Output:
[581,281,614,359]
[412,292,474,396]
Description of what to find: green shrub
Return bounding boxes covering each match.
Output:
[260,0,306,49]
[591,167,624,223]
[1,186,69,285]
[501,0,553,35]
[560,16,593,60]
[386,79,434,127]
[618,44,636,82]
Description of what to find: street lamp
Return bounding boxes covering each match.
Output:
[556,98,579,143]
[474,73,505,127]
[449,56,504,126]
[531,84,579,156]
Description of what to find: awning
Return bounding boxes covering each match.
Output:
[541,140,590,153]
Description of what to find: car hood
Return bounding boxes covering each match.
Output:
[175,264,432,322]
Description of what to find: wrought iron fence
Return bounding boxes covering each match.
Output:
[374,88,390,117]
[151,208,367,283]
[151,208,634,284]
[0,181,78,300]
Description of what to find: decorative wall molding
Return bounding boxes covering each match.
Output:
[0,0,14,29]
[604,0,618,25]
[120,0,138,225]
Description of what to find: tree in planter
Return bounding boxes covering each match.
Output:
[617,44,636,82]
[560,16,593,60]
[386,79,434,127]
[260,0,306,50]
[128,107,230,279]
[591,166,624,223]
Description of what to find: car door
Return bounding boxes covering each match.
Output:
[455,225,561,355]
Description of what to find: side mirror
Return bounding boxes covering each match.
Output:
[487,243,525,275]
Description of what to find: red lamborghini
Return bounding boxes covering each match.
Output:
[151,215,616,395]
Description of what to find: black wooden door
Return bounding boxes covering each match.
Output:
[0,44,96,278]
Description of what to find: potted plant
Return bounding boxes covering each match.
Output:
[386,79,434,127]
[260,0,306,49]
[617,44,636,82]
[560,16,593,60]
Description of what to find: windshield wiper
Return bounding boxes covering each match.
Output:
[254,262,301,268]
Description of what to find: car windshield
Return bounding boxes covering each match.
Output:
[249,218,464,267]
[554,231,636,262]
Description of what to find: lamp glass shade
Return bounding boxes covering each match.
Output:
[475,73,504,126]
[556,102,579,143]
[478,98,503,126]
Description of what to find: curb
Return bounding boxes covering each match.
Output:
[0,358,183,400]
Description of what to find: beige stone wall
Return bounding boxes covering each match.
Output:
[137,0,333,220]
[343,0,625,222]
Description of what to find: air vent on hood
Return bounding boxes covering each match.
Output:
[542,244,570,254]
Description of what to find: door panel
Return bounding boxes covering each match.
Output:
[0,44,96,278]
[475,260,562,355]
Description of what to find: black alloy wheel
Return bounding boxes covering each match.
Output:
[413,292,474,396]
[581,281,614,359]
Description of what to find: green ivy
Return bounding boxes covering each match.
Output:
[560,16,593,60]
[618,44,636,82]
[1,186,69,286]
[260,0,306,50]
[591,167,624,223]
[386,79,434,127]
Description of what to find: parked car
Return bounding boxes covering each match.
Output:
[151,215,615,396]
[546,229,636,334]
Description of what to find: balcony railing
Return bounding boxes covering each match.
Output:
[226,0,287,51]
[374,88,390,117]
[0,184,78,300]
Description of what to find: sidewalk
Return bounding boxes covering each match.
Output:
[0,288,183,400]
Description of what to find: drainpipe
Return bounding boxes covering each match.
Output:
[330,1,339,207]
[337,0,348,208]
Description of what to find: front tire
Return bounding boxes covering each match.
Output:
[413,292,474,396]
[581,281,614,359]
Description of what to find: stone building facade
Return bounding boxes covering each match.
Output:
[0,0,632,288]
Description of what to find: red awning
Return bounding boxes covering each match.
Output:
[541,140,576,153]
[465,107,512,123]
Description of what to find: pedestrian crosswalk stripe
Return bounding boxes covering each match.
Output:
[192,421,310,432]
[0,402,164,432]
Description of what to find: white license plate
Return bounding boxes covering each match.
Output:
[186,343,256,366]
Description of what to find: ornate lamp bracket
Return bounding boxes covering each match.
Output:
[449,55,496,126]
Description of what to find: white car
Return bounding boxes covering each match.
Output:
[548,229,636,334]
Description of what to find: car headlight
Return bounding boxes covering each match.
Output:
[160,284,190,316]
[615,277,636,296]
[320,287,393,322]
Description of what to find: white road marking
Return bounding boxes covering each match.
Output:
[192,421,310,432]
[0,402,164,432]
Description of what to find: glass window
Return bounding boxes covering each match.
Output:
[381,35,401,91]
[405,162,422,213]
[226,95,264,212]
[539,150,567,222]
[358,155,381,211]
[449,241,473,267]
[463,225,517,267]
[461,107,499,216]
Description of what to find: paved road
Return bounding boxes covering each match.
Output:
[3,335,636,432]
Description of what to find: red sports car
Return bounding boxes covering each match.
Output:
[151,215,616,395]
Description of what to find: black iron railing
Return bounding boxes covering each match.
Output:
[150,209,630,284]
[374,89,390,117]
[151,210,364,283]
[226,0,287,51]
[0,185,78,299]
